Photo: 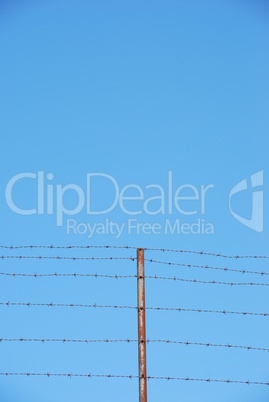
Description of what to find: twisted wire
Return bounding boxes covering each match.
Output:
[0,337,268,352]
[0,255,135,262]
[1,271,269,287]
[146,258,269,277]
[0,372,268,385]
[0,245,268,259]
[1,302,268,317]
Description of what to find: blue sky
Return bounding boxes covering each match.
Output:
[0,1,269,401]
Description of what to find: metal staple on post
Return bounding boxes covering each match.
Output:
[137,248,147,402]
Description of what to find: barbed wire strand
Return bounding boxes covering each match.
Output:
[1,271,269,287]
[144,248,269,260]
[1,337,268,352]
[0,256,135,262]
[0,372,268,385]
[0,245,268,259]
[1,302,268,317]
[145,275,269,287]
[0,245,138,251]
[0,272,136,279]
[145,258,269,277]
[1,255,268,277]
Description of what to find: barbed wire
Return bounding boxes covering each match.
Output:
[0,255,135,262]
[145,275,269,287]
[2,244,268,393]
[1,254,268,278]
[148,339,269,352]
[2,254,268,279]
[0,245,137,251]
[145,258,269,277]
[1,301,268,317]
[144,248,269,260]
[0,372,268,385]
[0,245,268,259]
[0,272,136,279]
[1,271,269,287]
[1,337,268,352]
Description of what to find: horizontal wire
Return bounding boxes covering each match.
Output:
[148,339,269,352]
[0,255,269,276]
[0,245,136,251]
[0,272,136,279]
[1,302,268,317]
[0,256,135,262]
[0,245,268,259]
[144,247,269,260]
[145,275,269,287]
[1,254,268,278]
[2,255,268,279]
[1,337,268,352]
[0,372,268,385]
[146,258,269,277]
[1,271,269,287]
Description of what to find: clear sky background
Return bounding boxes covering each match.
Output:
[0,1,269,401]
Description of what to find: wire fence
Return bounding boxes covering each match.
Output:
[0,244,269,391]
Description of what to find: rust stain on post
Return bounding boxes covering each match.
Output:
[137,248,147,402]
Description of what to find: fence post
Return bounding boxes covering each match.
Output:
[137,248,147,402]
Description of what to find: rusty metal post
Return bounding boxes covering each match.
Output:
[137,248,147,402]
